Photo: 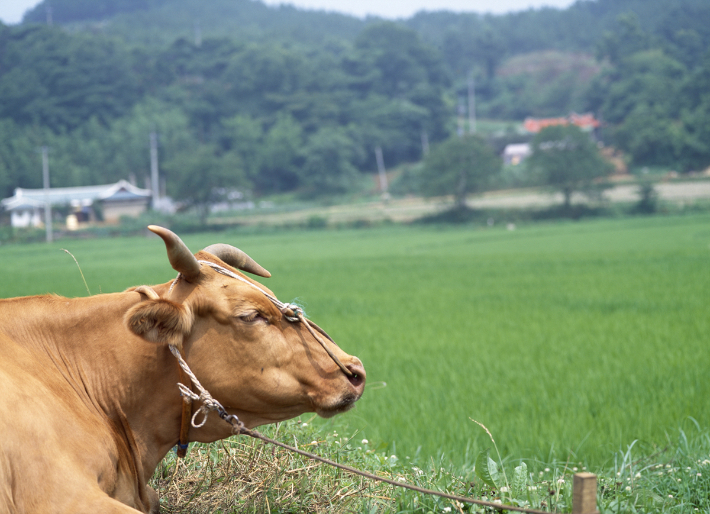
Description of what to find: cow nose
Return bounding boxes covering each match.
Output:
[345,361,366,393]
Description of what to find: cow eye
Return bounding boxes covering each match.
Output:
[238,312,267,324]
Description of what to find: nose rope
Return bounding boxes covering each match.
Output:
[196,260,353,377]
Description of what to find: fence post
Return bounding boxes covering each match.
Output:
[572,473,599,514]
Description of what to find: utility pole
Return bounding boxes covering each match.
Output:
[149,131,160,210]
[468,72,476,135]
[457,98,466,137]
[194,21,202,47]
[41,146,53,243]
[420,130,430,156]
[375,146,389,200]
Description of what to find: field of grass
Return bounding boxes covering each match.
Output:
[1,214,709,511]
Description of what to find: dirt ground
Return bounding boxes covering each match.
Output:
[215,180,710,226]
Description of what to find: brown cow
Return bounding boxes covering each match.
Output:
[0,226,365,513]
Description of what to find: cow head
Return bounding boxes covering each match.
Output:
[126,226,365,437]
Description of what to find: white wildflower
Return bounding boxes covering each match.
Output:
[625,486,631,492]
[301,423,308,427]
[544,468,550,472]
[361,439,369,445]
[635,473,641,478]
[572,467,578,471]
[698,473,702,477]
[443,507,452,513]
[500,487,509,493]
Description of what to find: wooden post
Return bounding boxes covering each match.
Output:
[572,473,599,514]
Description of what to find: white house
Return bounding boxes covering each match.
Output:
[1,180,152,228]
[503,143,532,166]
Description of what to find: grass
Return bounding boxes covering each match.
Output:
[1,213,709,511]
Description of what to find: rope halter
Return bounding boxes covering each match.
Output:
[196,260,353,377]
[165,259,355,440]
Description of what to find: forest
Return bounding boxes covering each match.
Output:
[1,0,709,208]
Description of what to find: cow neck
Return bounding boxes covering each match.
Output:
[136,283,194,457]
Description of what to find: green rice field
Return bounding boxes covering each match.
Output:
[1,214,709,469]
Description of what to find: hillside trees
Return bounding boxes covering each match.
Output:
[586,12,710,171]
[0,26,142,131]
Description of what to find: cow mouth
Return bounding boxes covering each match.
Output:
[316,393,360,418]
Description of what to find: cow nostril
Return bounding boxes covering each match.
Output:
[345,364,365,389]
[347,373,363,388]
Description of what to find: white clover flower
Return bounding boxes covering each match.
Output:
[666,464,672,469]
[678,478,682,482]
[301,423,308,427]
[669,495,674,498]
[500,487,509,493]
[361,439,369,445]
[697,473,702,477]
[528,486,538,491]
[572,467,578,471]
[625,486,631,492]
[544,468,550,473]
[493,499,502,504]
[635,473,641,478]
[397,477,406,482]
[443,507,452,513]
[539,471,544,476]
[557,478,565,484]
[310,440,317,445]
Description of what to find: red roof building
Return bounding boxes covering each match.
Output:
[524,112,600,133]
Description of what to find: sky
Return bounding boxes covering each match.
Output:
[0,0,577,25]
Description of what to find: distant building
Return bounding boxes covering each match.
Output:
[503,143,532,165]
[524,112,600,133]
[1,180,152,228]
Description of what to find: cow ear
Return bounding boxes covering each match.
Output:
[125,299,193,348]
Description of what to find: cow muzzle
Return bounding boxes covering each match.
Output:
[314,357,366,418]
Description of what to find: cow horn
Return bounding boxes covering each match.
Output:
[148,225,202,282]
[202,244,271,278]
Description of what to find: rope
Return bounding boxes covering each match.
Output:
[163,261,554,512]
[239,427,553,514]
[167,343,551,514]
[168,345,235,429]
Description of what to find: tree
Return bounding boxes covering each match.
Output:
[418,135,501,209]
[165,145,246,225]
[527,125,613,209]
